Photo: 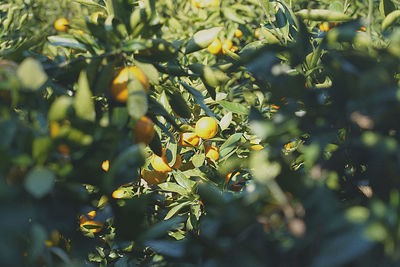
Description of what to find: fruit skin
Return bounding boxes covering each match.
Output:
[54,18,69,32]
[208,38,222,55]
[319,22,330,32]
[79,213,104,233]
[109,66,150,103]
[133,116,155,145]
[179,132,200,147]
[151,148,172,173]
[250,139,264,151]
[195,117,218,139]
[234,29,243,38]
[142,169,169,185]
[101,160,110,172]
[255,28,261,39]
[205,142,219,161]
[172,154,182,169]
[225,171,245,191]
[222,39,233,55]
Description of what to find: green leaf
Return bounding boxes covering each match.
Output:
[219,100,249,115]
[295,9,352,22]
[127,74,148,120]
[250,150,281,183]
[379,0,396,17]
[164,201,190,220]
[167,91,192,119]
[219,112,232,131]
[192,153,205,168]
[134,61,159,85]
[32,137,52,165]
[158,182,188,196]
[173,170,195,190]
[145,240,185,258]
[222,7,246,24]
[74,0,106,9]
[220,133,243,159]
[24,168,55,198]
[17,58,47,90]
[47,36,87,50]
[382,10,400,30]
[48,96,74,121]
[180,81,215,117]
[185,27,223,54]
[149,131,163,156]
[74,71,95,122]
[142,217,185,240]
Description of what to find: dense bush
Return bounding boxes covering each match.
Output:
[1,0,400,266]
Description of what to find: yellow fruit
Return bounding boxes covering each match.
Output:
[284,142,291,149]
[54,18,69,32]
[49,121,60,138]
[234,29,243,38]
[222,39,233,55]
[142,169,169,185]
[79,213,103,233]
[205,143,219,161]
[101,160,110,172]
[250,138,264,151]
[208,38,222,55]
[87,210,96,219]
[191,0,201,7]
[79,220,104,233]
[172,154,182,169]
[151,148,172,173]
[231,46,239,53]
[195,117,218,139]
[225,171,240,184]
[109,66,150,103]
[133,116,155,145]
[179,132,200,147]
[255,28,261,39]
[112,188,127,199]
[90,12,105,24]
[319,23,330,32]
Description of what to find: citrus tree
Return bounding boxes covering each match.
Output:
[2,0,400,266]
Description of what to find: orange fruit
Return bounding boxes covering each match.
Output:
[222,39,233,55]
[58,144,70,156]
[225,171,240,184]
[151,148,172,173]
[284,142,291,149]
[195,117,218,139]
[208,38,222,55]
[172,154,182,169]
[79,213,104,233]
[87,210,96,219]
[319,23,330,32]
[54,18,69,32]
[112,188,128,199]
[132,116,155,145]
[142,169,169,185]
[231,46,239,53]
[101,160,110,172]
[109,66,149,103]
[234,29,243,38]
[205,142,219,161]
[179,132,200,147]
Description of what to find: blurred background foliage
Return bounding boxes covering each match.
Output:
[1,0,400,266]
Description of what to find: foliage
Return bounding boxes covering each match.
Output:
[1,0,400,266]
